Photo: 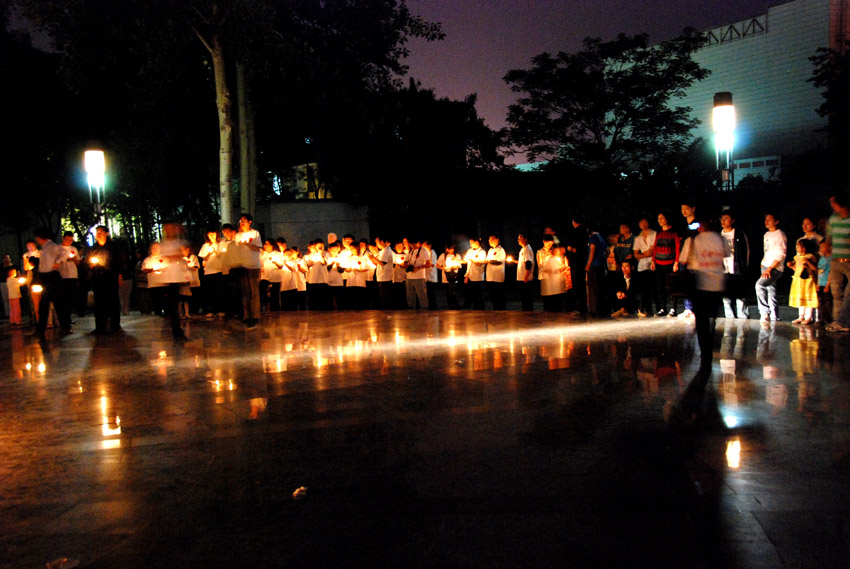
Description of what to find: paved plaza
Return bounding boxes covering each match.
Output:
[1,311,849,568]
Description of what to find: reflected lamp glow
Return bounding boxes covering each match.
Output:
[84,150,106,203]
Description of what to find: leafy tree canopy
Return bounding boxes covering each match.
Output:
[504,30,708,174]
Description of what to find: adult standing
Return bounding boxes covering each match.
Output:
[485,235,507,310]
[720,211,750,319]
[585,223,607,317]
[568,218,589,314]
[235,214,263,327]
[33,228,71,337]
[826,192,850,332]
[199,230,224,318]
[653,212,680,317]
[517,233,535,311]
[88,225,123,335]
[158,223,191,338]
[404,238,430,310]
[369,236,394,309]
[633,217,657,317]
[755,213,787,323]
[463,237,486,310]
[687,219,727,370]
[58,231,80,330]
[423,240,439,310]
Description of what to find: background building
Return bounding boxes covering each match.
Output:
[678,0,850,185]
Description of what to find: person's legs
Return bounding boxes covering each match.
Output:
[414,279,428,310]
[829,261,850,326]
[756,266,781,320]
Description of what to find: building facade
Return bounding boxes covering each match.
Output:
[678,0,850,183]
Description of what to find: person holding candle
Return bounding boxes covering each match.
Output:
[392,241,408,308]
[346,243,369,309]
[199,230,224,318]
[517,233,536,311]
[422,239,439,310]
[369,236,395,309]
[326,241,345,310]
[235,214,263,327]
[5,267,23,325]
[436,243,463,309]
[141,242,167,316]
[305,240,330,310]
[88,226,124,335]
[463,237,487,310]
[31,228,70,337]
[158,223,191,338]
[260,239,283,312]
[58,231,81,329]
[486,235,507,310]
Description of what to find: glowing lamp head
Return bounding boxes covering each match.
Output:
[84,150,106,201]
[712,92,736,153]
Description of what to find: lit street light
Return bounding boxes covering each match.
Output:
[713,92,735,191]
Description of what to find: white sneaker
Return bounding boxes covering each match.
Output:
[637,310,648,318]
[678,309,694,319]
[667,309,677,317]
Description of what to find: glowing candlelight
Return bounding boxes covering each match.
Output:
[506,256,515,263]
[90,256,100,265]
[31,284,43,293]
[18,277,26,285]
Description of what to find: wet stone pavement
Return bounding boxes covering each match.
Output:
[1,311,849,568]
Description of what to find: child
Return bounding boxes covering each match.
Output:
[787,239,819,325]
[6,268,23,325]
[817,240,832,325]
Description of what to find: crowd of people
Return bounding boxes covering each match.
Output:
[2,193,850,347]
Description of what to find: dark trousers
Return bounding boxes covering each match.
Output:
[655,263,675,312]
[445,281,461,309]
[240,268,262,320]
[307,283,329,311]
[59,278,78,328]
[163,283,183,336]
[543,293,564,312]
[427,281,438,310]
[37,272,69,334]
[260,280,281,311]
[203,273,224,314]
[572,268,587,313]
[92,274,120,332]
[520,280,535,311]
[586,267,605,316]
[378,281,393,309]
[488,281,506,310]
[281,289,298,311]
[692,290,722,368]
[636,270,656,314]
[465,281,485,310]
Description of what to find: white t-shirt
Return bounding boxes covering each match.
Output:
[517,244,534,281]
[376,246,394,282]
[326,255,344,287]
[541,255,567,296]
[261,250,283,282]
[692,231,727,291]
[185,254,201,287]
[347,254,368,287]
[280,258,296,291]
[485,245,506,283]
[762,229,787,272]
[306,250,329,284]
[437,252,463,284]
[158,239,191,284]
[633,230,657,272]
[234,228,263,269]
[392,252,407,283]
[199,241,223,275]
[59,245,79,279]
[425,249,438,283]
[143,255,167,287]
[405,248,429,280]
[536,248,552,280]
[464,247,486,281]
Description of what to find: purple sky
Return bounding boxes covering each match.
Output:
[404,0,774,136]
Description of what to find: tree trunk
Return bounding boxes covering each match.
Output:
[237,60,258,219]
[211,34,234,225]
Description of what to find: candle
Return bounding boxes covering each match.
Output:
[18,277,26,285]
[506,256,515,263]
[31,284,43,293]
[90,257,100,265]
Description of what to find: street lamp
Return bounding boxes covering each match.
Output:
[84,149,106,223]
[713,92,735,191]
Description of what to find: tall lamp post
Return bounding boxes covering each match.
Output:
[713,92,735,192]
[84,150,106,222]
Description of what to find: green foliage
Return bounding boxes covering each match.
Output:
[504,30,708,173]
[810,41,850,182]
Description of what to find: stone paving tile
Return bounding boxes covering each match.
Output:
[1,312,849,568]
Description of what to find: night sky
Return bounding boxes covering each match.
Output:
[404,0,774,135]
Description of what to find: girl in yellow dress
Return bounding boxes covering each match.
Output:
[788,239,819,324]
